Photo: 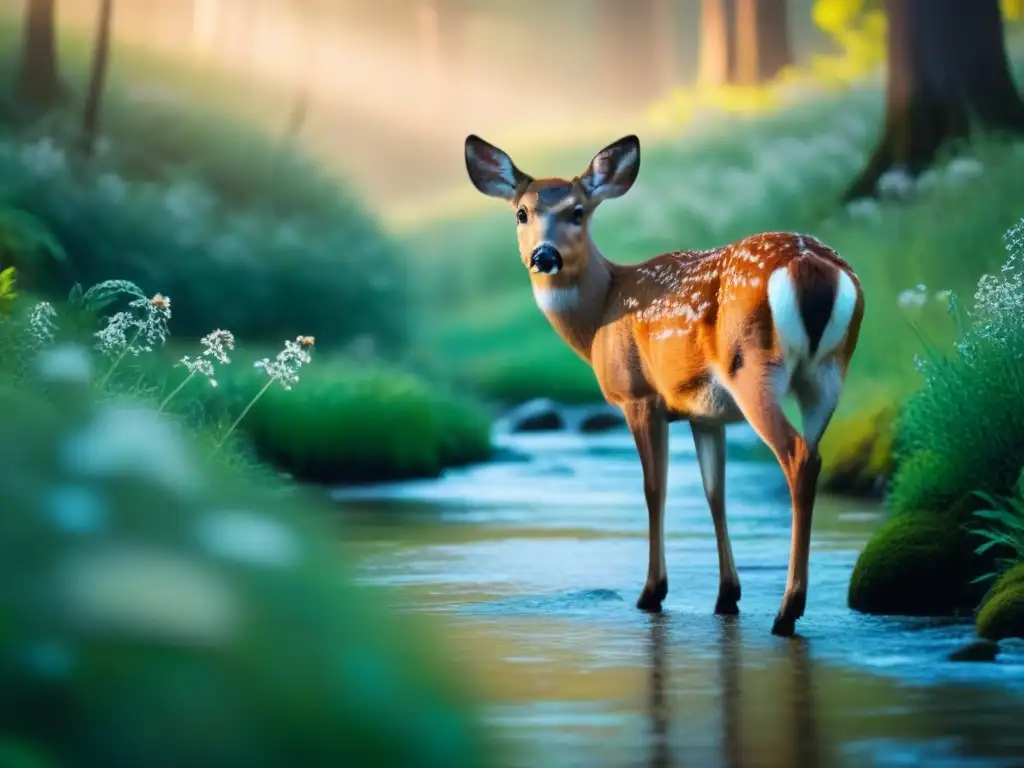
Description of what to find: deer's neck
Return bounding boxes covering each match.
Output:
[530,239,614,364]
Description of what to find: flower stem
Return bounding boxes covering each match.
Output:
[158,371,195,413]
[97,328,141,389]
[212,378,274,457]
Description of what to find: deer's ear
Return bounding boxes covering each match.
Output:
[579,135,640,202]
[465,135,530,201]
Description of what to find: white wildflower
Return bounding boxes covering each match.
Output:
[178,355,216,385]
[897,284,928,310]
[253,336,314,391]
[945,157,984,184]
[200,329,234,365]
[27,301,58,346]
[95,293,172,358]
[877,166,915,200]
[934,289,952,303]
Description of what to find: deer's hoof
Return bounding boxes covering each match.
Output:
[714,582,742,615]
[636,578,668,612]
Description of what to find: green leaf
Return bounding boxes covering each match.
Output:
[80,279,147,314]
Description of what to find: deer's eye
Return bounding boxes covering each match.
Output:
[516,208,528,225]
[571,206,585,226]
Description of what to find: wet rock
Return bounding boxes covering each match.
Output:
[948,639,1000,662]
[847,513,970,616]
[505,398,565,433]
[578,407,625,434]
[489,446,532,464]
[976,567,1024,642]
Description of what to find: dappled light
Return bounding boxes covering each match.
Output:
[2,0,1024,765]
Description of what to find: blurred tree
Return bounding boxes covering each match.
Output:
[846,0,1024,200]
[595,0,674,103]
[699,0,736,86]
[16,0,65,112]
[80,0,113,157]
[699,0,792,87]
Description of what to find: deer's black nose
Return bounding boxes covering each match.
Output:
[530,244,563,274]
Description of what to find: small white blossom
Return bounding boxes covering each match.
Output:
[253,336,314,391]
[27,301,58,346]
[200,329,234,365]
[95,293,172,358]
[897,284,928,310]
[195,510,300,568]
[179,355,216,385]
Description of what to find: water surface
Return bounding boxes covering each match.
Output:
[334,423,1024,768]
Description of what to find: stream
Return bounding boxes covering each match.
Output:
[332,422,1024,768]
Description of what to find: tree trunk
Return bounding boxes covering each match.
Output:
[595,0,669,104]
[80,0,114,158]
[845,0,1024,201]
[16,0,65,112]
[732,0,792,85]
[699,0,735,87]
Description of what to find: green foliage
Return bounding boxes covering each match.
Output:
[847,513,971,616]
[207,358,494,484]
[0,375,495,766]
[970,472,1024,585]
[888,219,1024,516]
[818,399,895,495]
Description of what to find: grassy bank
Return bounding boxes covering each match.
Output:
[847,220,1024,639]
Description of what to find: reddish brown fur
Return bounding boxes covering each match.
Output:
[465,135,866,635]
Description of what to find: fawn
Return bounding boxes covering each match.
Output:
[464,133,864,636]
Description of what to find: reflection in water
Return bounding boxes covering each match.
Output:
[646,614,671,768]
[645,617,828,767]
[720,617,741,768]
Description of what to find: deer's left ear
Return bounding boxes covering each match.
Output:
[465,134,531,201]
[579,135,640,202]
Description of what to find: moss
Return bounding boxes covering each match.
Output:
[819,401,896,497]
[978,562,1024,614]
[976,583,1024,641]
[848,513,972,616]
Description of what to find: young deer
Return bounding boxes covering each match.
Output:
[464,134,864,636]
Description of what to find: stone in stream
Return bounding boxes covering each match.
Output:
[948,638,1001,663]
[577,406,626,434]
[505,398,565,433]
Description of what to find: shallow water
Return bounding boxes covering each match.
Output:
[333,423,1024,768]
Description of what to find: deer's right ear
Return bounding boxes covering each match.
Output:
[465,135,529,202]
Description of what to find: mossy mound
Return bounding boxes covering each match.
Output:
[976,582,1024,641]
[848,513,970,615]
[819,402,896,497]
[978,562,1024,613]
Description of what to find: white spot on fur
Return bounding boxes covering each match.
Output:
[533,286,580,315]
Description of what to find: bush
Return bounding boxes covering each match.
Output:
[0,362,496,767]
[888,219,1024,515]
[847,512,972,616]
[207,357,494,485]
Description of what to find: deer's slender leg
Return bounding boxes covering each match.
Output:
[625,399,670,612]
[691,421,741,614]
[717,358,818,636]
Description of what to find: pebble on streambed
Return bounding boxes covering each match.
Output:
[948,638,1001,663]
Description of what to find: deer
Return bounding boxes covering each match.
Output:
[463,133,865,636]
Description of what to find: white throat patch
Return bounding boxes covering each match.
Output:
[532,285,580,315]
